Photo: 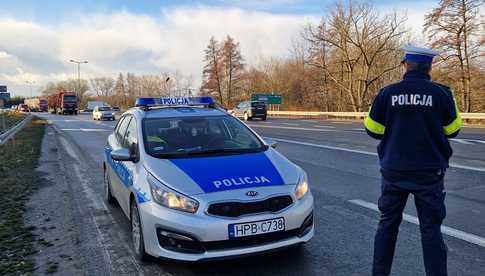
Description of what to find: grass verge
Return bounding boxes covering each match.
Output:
[0,118,47,275]
[0,112,27,133]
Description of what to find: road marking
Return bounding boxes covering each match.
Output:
[270,137,376,156]
[313,125,336,129]
[249,124,336,132]
[451,138,485,145]
[281,122,300,126]
[349,199,485,248]
[351,128,365,131]
[450,139,474,145]
[269,137,485,173]
[60,128,111,132]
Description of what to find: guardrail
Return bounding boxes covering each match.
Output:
[267,111,485,121]
[0,114,33,145]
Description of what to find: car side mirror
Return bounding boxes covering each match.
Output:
[265,138,277,149]
[111,148,133,162]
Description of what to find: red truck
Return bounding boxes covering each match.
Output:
[48,91,78,115]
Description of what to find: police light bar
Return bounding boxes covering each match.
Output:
[135,96,214,108]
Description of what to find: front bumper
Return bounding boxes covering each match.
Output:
[139,190,314,261]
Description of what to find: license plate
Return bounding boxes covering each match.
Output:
[228,217,285,238]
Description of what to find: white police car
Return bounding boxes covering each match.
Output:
[103,96,313,261]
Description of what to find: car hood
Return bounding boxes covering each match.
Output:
[143,149,300,196]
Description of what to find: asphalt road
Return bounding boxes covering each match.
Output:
[35,113,485,275]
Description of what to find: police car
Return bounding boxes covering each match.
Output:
[103,96,314,261]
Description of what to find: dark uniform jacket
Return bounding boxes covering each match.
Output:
[364,70,462,172]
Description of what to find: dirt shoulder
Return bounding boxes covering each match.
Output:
[23,125,85,275]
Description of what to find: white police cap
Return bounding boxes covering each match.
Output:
[402,45,439,63]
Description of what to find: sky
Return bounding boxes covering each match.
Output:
[0,0,438,97]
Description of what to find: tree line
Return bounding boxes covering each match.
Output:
[40,0,484,112]
[202,0,484,112]
[40,71,193,109]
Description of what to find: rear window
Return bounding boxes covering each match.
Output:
[251,102,266,107]
[64,95,77,102]
[98,107,111,111]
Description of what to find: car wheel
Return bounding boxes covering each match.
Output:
[262,116,267,121]
[104,168,115,204]
[131,202,148,261]
[244,112,249,121]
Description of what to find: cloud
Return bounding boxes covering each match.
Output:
[0,2,433,98]
[0,6,315,97]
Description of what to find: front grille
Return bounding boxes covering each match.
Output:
[207,195,293,217]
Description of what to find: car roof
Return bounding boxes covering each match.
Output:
[128,106,228,119]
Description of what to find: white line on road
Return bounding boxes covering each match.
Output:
[60,128,111,132]
[269,137,485,173]
[351,128,365,131]
[281,122,300,126]
[270,137,377,156]
[450,139,474,145]
[313,125,336,129]
[349,199,485,248]
[249,124,336,132]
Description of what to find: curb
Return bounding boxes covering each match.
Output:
[0,114,33,145]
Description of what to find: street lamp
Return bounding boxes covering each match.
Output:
[25,80,36,98]
[69,59,88,97]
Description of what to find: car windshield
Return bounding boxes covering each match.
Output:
[64,95,77,102]
[143,115,266,158]
[251,101,265,107]
[98,107,111,111]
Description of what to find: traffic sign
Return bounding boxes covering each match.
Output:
[251,94,282,105]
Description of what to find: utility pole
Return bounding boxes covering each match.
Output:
[25,80,36,98]
[69,59,88,98]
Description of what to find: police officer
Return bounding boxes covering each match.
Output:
[364,45,462,276]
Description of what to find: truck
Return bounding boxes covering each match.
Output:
[24,98,48,112]
[86,101,108,112]
[48,91,78,115]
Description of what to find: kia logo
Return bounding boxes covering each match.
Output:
[246,191,258,197]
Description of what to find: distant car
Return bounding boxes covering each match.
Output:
[233,101,267,121]
[18,104,30,113]
[93,106,115,121]
[103,96,313,261]
[112,106,120,112]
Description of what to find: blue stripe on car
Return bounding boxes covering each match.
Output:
[105,147,149,203]
[170,152,284,193]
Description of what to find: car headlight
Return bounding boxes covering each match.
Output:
[294,172,309,200]
[148,173,199,213]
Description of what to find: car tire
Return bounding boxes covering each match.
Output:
[244,112,250,121]
[262,116,267,121]
[131,202,149,261]
[104,168,116,205]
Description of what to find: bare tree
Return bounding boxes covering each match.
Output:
[304,1,407,111]
[201,37,224,104]
[90,77,115,97]
[424,0,483,112]
[221,35,245,107]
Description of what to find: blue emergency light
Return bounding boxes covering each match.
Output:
[135,96,215,109]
